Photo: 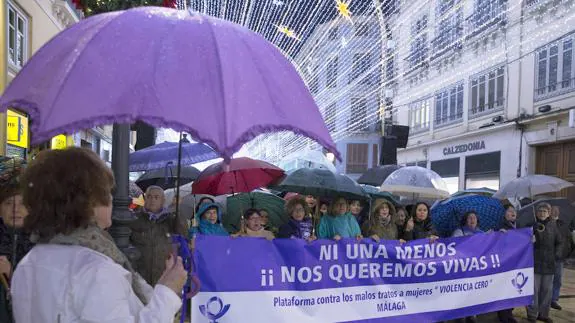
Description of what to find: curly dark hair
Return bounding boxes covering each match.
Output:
[21,148,114,239]
[243,208,261,220]
[285,196,308,218]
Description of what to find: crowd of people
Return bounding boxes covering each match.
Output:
[0,147,573,323]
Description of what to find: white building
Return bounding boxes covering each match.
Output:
[250,16,385,179]
[385,0,575,198]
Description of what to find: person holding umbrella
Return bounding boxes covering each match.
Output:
[318,197,362,241]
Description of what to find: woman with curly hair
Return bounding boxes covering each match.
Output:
[278,197,315,241]
[362,200,403,242]
[11,148,187,323]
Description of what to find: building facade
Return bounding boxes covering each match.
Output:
[386,0,575,197]
[0,1,132,164]
[247,16,385,179]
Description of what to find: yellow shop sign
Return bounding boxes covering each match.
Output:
[51,134,67,149]
[6,109,29,148]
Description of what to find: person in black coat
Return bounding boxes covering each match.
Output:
[278,197,316,241]
[403,202,439,242]
[550,206,574,310]
[527,203,563,323]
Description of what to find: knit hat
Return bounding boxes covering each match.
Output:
[0,156,26,202]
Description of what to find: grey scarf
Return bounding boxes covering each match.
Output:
[34,225,150,304]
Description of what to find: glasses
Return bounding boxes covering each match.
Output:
[293,207,306,213]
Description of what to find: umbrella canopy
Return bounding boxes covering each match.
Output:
[359,184,401,206]
[0,7,340,162]
[191,157,284,195]
[357,165,401,187]
[273,168,368,200]
[136,165,200,191]
[451,187,496,198]
[380,166,450,199]
[493,175,573,200]
[517,198,575,228]
[430,195,505,237]
[224,191,288,233]
[278,150,337,173]
[129,141,218,172]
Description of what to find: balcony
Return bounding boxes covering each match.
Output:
[469,98,505,118]
[534,77,575,102]
[434,112,464,129]
[52,0,84,27]
[464,2,507,40]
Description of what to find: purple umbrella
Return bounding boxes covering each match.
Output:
[129,141,218,172]
[0,7,340,161]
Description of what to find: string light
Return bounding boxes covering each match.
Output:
[171,0,575,164]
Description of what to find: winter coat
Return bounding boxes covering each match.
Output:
[0,219,34,323]
[242,227,275,240]
[11,244,181,323]
[403,218,437,241]
[128,208,187,285]
[278,218,313,240]
[555,219,574,261]
[190,203,229,237]
[500,219,517,231]
[362,217,399,240]
[318,212,361,239]
[533,218,563,275]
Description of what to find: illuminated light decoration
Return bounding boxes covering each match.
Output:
[335,0,353,22]
[275,24,301,41]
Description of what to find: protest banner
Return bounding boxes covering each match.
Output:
[191,228,534,322]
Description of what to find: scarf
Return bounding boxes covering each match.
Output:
[290,218,312,239]
[145,207,170,222]
[37,225,149,305]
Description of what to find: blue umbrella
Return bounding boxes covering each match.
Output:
[129,141,218,172]
[451,187,496,198]
[430,195,505,237]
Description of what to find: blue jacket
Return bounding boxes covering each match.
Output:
[190,203,229,237]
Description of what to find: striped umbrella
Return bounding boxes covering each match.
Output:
[430,195,505,237]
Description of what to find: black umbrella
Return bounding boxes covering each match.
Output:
[272,168,368,200]
[517,197,575,228]
[357,165,401,186]
[136,164,200,191]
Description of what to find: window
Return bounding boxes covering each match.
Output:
[7,2,28,69]
[431,158,460,193]
[535,33,575,100]
[328,27,338,40]
[469,0,506,35]
[350,53,372,84]
[433,1,462,56]
[348,98,367,130]
[464,151,501,190]
[408,98,431,133]
[408,15,428,69]
[355,23,369,36]
[435,82,464,126]
[325,103,336,133]
[326,57,338,88]
[470,65,505,116]
[346,143,369,174]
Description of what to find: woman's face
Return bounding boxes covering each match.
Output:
[378,205,390,221]
[202,208,218,224]
[466,213,478,229]
[536,208,550,221]
[320,203,328,215]
[333,198,348,216]
[93,194,113,229]
[0,195,28,229]
[246,213,263,231]
[504,207,516,222]
[291,204,306,221]
[396,209,406,225]
[305,195,317,209]
[349,201,362,216]
[415,204,428,221]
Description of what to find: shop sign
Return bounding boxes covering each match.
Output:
[51,134,67,149]
[6,109,29,149]
[443,140,486,156]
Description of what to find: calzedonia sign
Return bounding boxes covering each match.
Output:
[443,140,486,156]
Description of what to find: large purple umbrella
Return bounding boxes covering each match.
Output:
[129,141,218,172]
[0,7,340,161]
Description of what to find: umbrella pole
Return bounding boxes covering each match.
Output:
[175,132,183,219]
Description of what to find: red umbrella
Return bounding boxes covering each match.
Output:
[192,157,285,195]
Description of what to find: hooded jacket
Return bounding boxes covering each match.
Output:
[190,203,229,237]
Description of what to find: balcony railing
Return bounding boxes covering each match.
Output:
[434,112,463,128]
[430,29,463,61]
[465,1,507,40]
[469,97,505,117]
[534,77,575,101]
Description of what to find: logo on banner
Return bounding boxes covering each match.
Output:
[199,296,230,322]
[511,272,528,294]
